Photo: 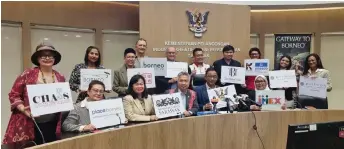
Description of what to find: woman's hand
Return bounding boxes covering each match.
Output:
[250,105,261,111]
[150,115,159,121]
[17,104,32,118]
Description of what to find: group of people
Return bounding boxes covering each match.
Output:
[2,38,332,145]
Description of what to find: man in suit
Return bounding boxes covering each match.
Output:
[213,45,246,94]
[113,48,136,97]
[194,67,218,111]
[166,71,198,116]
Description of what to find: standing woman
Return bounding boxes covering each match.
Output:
[274,55,297,108]
[2,42,65,145]
[69,46,104,103]
[301,53,332,109]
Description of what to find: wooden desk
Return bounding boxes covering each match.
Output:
[29,110,344,149]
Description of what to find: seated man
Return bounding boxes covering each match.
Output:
[63,80,106,132]
[166,71,199,117]
[113,48,136,97]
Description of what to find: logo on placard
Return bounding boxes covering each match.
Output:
[186,10,210,37]
[255,62,268,71]
[143,62,165,71]
[257,95,281,105]
[156,97,180,107]
[246,63,253,70]
[32,88,70,106]
[228,68,238,77]
[270,76,275,80]
[83,71,110,83]
[300,82,305,86]
[214,87,228,101]
[339,127,344,138]
[137,72,153,84]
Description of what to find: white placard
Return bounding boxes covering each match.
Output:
[299,76,327,98]
[80,69,112,90]
[127,68,156,88]
[152,93,184,118]
[166,62,188,78]
[141,57,167,76]
[207,85,237,109]
[88,98,125,128]
[256,90,285,111]
[27,82,74,117]
[220,66,246,84]
[244,59,269,76]
[269,70,297,88]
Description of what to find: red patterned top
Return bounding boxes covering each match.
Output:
[2,67,65,144]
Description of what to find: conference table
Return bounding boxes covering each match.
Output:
[2,109,344,149]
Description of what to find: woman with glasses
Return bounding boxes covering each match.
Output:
[123,75,158,122]
[3,42,65,145]
[243,47,262,93]
[62,80,105,132]
[69,46,105,103]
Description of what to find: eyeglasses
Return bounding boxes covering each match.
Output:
[40,55,54,59]
[91,89,104,94]
[206,76,218,79]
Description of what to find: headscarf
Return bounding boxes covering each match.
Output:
[254,75,270,90]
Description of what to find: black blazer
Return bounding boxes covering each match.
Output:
[212,58,246,94]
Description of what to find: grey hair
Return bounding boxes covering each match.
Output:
[177,71,190,79]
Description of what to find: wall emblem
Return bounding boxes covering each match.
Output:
[186,10,210,37]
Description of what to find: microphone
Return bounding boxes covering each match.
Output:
[115,113,122,125]
[225,97,234,113]
[233,94,248,107]
[240,94,262,107]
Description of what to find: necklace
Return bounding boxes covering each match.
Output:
[40,69,55,84]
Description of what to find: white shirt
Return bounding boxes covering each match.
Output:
[189,63,210,75]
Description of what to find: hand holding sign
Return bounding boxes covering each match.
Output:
[83,124,96,132]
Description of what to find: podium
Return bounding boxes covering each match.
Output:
[29,110,344,149]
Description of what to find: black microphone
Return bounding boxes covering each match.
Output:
[233,94,248,108]
[242,95,262,107]
[225,97,234,113]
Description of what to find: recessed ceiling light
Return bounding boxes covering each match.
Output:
[5,37,9,39]
[106,40,110,42]
[44,38,49,40]
[64,34,68,37]
[76,35,81,38]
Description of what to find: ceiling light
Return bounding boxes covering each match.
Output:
[76,35,81,38]
[64,34,68,37]
[44,38,49,40]
[106,40,110,42]
[5,37,9,39]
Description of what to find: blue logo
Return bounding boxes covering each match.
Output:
[255,62,268,67]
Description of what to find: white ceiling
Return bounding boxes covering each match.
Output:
[188,1,344,6]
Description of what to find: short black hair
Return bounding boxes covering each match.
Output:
[124,48,136,57]
[303,53,324,75]
[192,48,203,56]
[127,74,148,99]
[249,47,261,58]
[88,80,105,91]
[222,45,235,53]
[84,46,101,67]
[205,67,217,76]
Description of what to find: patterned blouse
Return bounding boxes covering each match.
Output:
[69,63,104,102]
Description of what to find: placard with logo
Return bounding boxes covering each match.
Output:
[88,98,125,128]
[269,70,297,88]
[207,85,237,109]
[298,76,327,98]
[152,93,184,118]
[220,66,246,84]
[141,57,167,76]
[80,69,112,90]
[255,90,285,111]
[127,68,156,88]
[244,59,269,76]
[166,62,188,78]
[27,82,74,117]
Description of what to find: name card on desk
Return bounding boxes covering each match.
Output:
[299,76,327,98]
[80,69,112,90]
[27,82,74,117]
[152,93,184,118]
[88,98,125,129]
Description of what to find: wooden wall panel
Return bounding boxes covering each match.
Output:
[31,110,344,149]
[140,1,251,64]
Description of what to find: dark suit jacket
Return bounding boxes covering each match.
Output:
[212,58,246,94]
[194,85,210,111]
[165,88,199,115]
[237,90,262,112]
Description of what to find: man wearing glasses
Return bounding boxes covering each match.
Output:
[194,67,218,111]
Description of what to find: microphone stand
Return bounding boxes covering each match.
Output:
[225,98,234,113]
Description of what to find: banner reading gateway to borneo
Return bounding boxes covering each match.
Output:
[274,34,311,71]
